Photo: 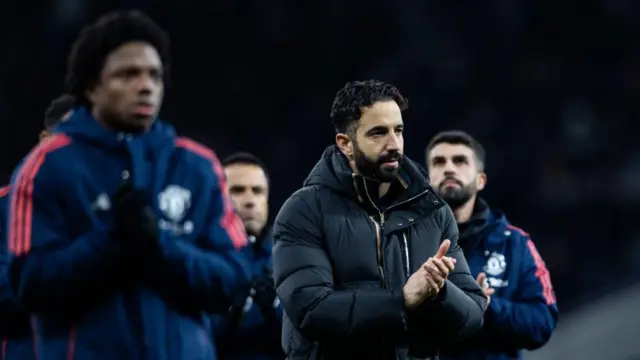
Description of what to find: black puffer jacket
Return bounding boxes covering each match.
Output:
[273,146,486,360]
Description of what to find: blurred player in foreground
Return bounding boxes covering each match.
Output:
[6,10,250,360]
[426,130,558,360]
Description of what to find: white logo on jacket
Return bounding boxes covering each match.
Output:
[483,251,507,276]
[158,185,193,235]
[159,185,191,221]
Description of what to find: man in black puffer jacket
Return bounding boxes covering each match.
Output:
[272,80,487,360]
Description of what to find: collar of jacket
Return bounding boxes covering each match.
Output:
[250,225,274,255]
[304,145,433,207]
[54,106,176,152]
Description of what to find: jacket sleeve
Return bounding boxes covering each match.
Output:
[154,148,251,313]
[0,186,22,313]
[483,235,558,350]
[410,206,486,344]
[272,190,408,342]
[7,139,123,312]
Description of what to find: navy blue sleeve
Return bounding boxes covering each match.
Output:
[483,232,559,350]
[7,135,123,312]
[155,138,251,313]
[0,185,22,313]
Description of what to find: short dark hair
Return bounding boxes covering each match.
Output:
[330,79,408,133]
[44,94,75,129]
[426,130,486,170]
[65,10,171,107]
[222,152,270,185]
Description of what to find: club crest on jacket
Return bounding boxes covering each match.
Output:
[158,185,193,235]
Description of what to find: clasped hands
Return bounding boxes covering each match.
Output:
[403,239,456,309]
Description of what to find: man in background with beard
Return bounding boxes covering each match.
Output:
[426,130,559,360]
[214,152,284,360]
[273,80,486,359]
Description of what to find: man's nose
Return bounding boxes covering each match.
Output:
[241,195,256,209]
[443,161,457,175]
[385,133,401,151]
[136,73,155,93]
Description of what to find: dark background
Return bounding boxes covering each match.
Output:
[1,0,639,339]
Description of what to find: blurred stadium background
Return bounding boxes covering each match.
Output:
[1,1,638,358]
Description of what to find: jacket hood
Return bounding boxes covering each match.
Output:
[54,106,177,191]
[458,198,510,253]
[54,106,176,152]
[304,145,432,201]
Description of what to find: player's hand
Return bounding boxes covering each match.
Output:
[403,266,438,309]
[476,272,495,309]
[404,240,457,309]
[253,266,278,311]
[422,239,456,289]
[112,181,160,250]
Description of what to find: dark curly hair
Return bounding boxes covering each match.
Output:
[65,10,171,107]
[330,79,408,134]
[44,94,75,129]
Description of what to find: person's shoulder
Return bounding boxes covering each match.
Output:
[277,185,323,220]
[503,223,534,248]
[26,133,74,163]
[486,218,534,250]
[171,136,225,178]
[0,185,9,199]
[426,190,454,228]
[173,136,219,163]
[13,134,74,184]
[0,185,9,211]
[286,185,322,208]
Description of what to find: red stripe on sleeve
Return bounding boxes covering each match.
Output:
[9,134,71,256]
[0,186,10,198]
[175,137,248,249]
[526,239,556,305]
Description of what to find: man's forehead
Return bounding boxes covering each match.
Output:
[428,143,474,158]
[224,164,268,183]
[104,42,162,70]
[358,101,403,130]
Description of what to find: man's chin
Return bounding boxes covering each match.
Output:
[243,220,264,236]
[376,168,399,182]
[440,194,471,209]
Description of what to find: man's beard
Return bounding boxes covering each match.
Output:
[437,179,477,210]
[353,142,402,182]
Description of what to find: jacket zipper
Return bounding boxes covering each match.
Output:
[355,178,431,360]
[360,180,430,284]
[402,234,410,278]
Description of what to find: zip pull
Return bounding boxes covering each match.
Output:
[380,213,385,227]
[402,233,410,278]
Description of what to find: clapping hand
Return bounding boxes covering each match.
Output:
[476,272,495,309]
[422,239,456,290]
[403,240,457,309]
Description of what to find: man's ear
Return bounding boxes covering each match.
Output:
[476,172,487,191]
[85,86,98,105]
[335,133,353,159]
[39,131,49,141]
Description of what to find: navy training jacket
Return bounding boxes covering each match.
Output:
[0,185,35,360]
[440,206,559,360]
[5,107,252,360]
